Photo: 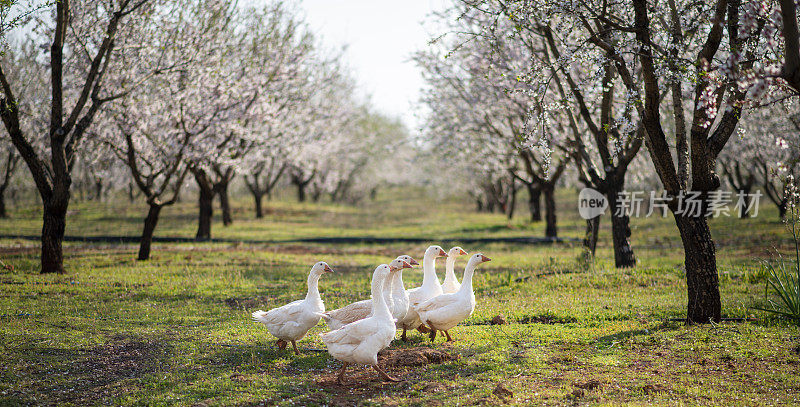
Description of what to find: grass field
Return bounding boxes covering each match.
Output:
[1,190,799,406]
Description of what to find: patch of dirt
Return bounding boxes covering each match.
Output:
[575,379,602,390]
[11,335,169,405]
[379,346,460,367]
[517,314,578,324]
[311,348,458,406]
[641,383,669,394]
[224,295,274,310]
[314,369,412,407]
[229,373,250,382]
[492,382,514,403]
[491,315,507,325]
[547,354,576,364]
[570,388,585,398]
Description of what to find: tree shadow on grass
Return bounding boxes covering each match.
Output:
[595,322,680,346]
[5,334,173,405]
[201,341,330,370]
[596,329,652,345]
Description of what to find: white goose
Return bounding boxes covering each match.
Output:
[320,258,412,330]
[320,264,399,384]
[442,246,469,294]
[413,253,491,342]
[251,261,334,355]
[389,255,417,329]
[399,245,447,340]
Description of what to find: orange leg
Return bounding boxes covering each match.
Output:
[373,364,400,382]
[401,328,408,341]
[336,362,349,385]
[291,340,300,355]
[429,329,437,342]
[276,339,287,350]
[444,330,453,342]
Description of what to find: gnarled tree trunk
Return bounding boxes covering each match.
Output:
[138,203,162,260]
[0,150,19,218]
[779,200,788,221]
[675,214,721,323]
[311,183,323,202]
[194,169,215,240]
[215,179,232,226]
[41,197,68,274]
[0,191,6,218]
[506,179,518,220]
[290,170,315,203]
[253,193,264,218]
[583,215,600,258]
[542,185,557,238]
[606,182,636,268]
[527,184,541,222]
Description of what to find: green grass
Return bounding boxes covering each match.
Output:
[1,190,799,406]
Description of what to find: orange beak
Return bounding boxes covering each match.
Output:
[439,249,447,257]
[401,261,412,269]
[479,255,491,262]
[408,257,419,266]
[323,264,334,273]
[459,249,468,255]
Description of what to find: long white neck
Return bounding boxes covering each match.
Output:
[422,253,441,289]
[457,259,480,295]
[443,256,459,286]
[392,268,406,295]
[305,272,321,301]
[382,271,393,304]
[371,272,392,318]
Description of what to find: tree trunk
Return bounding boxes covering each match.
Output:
[94,179,103,201]
[195,173,214,241]
[543,186,557,238]
[674,214,721,323]
[253,192,264,218]
[216,180,233,226]
[0,189,6,218]
[506,182,518,220]
[610,211,636,268]
[583,215,600,257]
[779,200,788,221]
[527,185,541,222]
[606,184,637,268]
[41,198,67,274]
[138,203,162,261]
[296,183,306,202]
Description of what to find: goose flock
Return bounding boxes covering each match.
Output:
[251,245,491,384]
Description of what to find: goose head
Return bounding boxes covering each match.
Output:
[388,258,413,272]
[425,245,448,259]
[310,261,335,276]
[468,253,492,266]
[448,246,468,258]
[395,255,419,267]
[373,264,392,280]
